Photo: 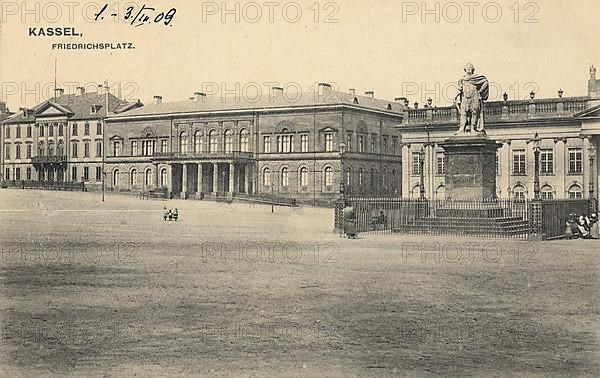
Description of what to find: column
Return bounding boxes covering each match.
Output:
[595,137,600,199]
[244,164,249,194]
[582,136,591,198]
[197,163,203,194]
[213,163,219,193]
[167,164,173,193]
[153,163,159,187]
[554,138,565,199]
[181,163,188,198]
[401,144,410,198]
[506,141,512,198]
[229,163,235,193]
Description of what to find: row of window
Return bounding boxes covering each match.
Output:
[4,141,103,159]
[111,168,168,188]
[262,166,400,189]
[4,165,102,182]
[345,132,400,155]
[4,122,102,139]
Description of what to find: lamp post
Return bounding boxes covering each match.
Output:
[101,171,107,202]
[532,132,541,200]
[419,146,425,200]
[339,142,346,201]
[271,171,275,213]
[589,144,595,199]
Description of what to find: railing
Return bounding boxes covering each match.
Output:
[153,151,255,160]
[536,102,558,113]
[508,103,528,114]
[531,199,594,239]
[1,180,84,191]
[335,197,530,238]
[408,109,427,120]
[432,107,452,120]
[31,155,67,164]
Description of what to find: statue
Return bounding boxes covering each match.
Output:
[591,65,597,81]
[455,63,489,134]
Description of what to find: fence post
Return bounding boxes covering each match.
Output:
[333,199,344,233]
[528,200,544,240]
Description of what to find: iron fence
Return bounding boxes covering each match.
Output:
[1,180,85,191]
[535,199,593,239]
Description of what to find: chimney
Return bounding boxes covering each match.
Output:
[153,95,163,105]
[272,86,284,98]
[20,107,29,117]
[193,92,207,101]
[394,97,407,103]
[364,91,375,98]
[97,84,103,94]
[317,82,332,96]
[349,88,356,96]
[76,86,85,96]
[54,88,64,97]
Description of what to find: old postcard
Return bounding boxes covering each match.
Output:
[1,0,599,376]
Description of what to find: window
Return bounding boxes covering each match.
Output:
[145,169,152,187]
[48,142,54,156]
[540,149,554,175]
[38,142,44,157]
[27,126,32,138]
[48,124,54,137]
[382,137,388,154]
[300,134,309,152]
[224,130,233,153]
[209,130,218,153]
[324,133,333,152]
[358,135,365,153]
[568,148,582,174]
[96,166,102,181]
[72,142,78,158]
[15,168,20,180]
[26,167,31,180]
[113,141,121,156]
[345,167,351,186]
[263,135,271,153]
[84,141,90,157]
[83,166,89,181]
[96,141,102,157]
[412,152,422,175]
[26,144,32,159]
[370,169,375,188]
[194,131,203,153]
[512,150,526,175]
[239,129,249,152]
[142,140,155,156]
[277,134,293,153]
[513,185,526,200]
[160,168,168,187]
[15,144,21,159]
[161,140,168,153]
[299,167,308,187]
[370,135,376,153]
[84,122,90,136]
[541,185,554,200]
[96,122,102,135]
[358,168,363,187]
[72,123,78,136]
[72,166,77,181]
[382,168,387,190]
[39,124,44,137]
[5,125,10,138]
[179,132,188,154]
[59,123,64,136]
[16,125,21,138]
[346,133,352,152]
[4,168,9,180]
[281,167,289,187]
[130,169,137,187]
[263,167,272,186]
[436,153,445,175]
[131,140,139,156]
[392,137,398,155]
[57,142,64,156]
[324,166,333,186]
[113,169,120,187]
[496,152,500,175]
[568,184,583,199]
[4,144,9,160]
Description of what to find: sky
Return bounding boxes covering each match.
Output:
[1,0,599,109]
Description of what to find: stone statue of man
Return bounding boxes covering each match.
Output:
[591,65,597,81]
[455,63,489,134]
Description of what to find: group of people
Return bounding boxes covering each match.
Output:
[565,212,599,239]
[163,207,179,222]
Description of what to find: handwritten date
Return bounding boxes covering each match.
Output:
[94,3,176,27]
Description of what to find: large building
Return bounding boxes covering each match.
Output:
[399,69,600,200]
[0,86,140,189]
[103,84,405,205]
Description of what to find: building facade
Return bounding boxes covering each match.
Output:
[398,71,600,200]
[0,87,140,189]
[103,84,405,205]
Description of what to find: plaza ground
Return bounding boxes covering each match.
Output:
[0,189,599,377]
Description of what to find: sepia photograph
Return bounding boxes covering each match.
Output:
[1,0,599,376]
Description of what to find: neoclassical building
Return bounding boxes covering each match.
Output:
[398,70,600,200]
[103,84,405,204]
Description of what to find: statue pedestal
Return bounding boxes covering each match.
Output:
[438,133,501,200]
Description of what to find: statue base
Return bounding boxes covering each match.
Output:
[438,133,502,200]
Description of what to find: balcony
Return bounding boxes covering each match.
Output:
[152,151,255,162]
[31,155,67,164]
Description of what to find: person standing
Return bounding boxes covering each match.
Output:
[342,201,358,239]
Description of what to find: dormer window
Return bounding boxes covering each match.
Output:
[90,105,102,114]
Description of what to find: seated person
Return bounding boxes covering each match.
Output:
[577,214,590,239]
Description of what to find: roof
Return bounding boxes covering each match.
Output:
[2,92,139,124]
[109,90,407,119]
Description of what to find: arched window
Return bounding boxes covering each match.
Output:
[38,142,45,156]
[160,168,168,187]
[513,184,526,201]
[568,184,583,199]
[224,129,233,153]
[47,141,54,156]
[209,130,218,153]
[411,185,420,198]
[370,168,375,189]
[113,169,120,187]
[145,168,152,187]
[239,129,249,152]
[391,169,397,192]
[281,167,289,187]
[358,168,363,188]
[324,166,333,186]
[299,167,309,187]
[130,169,137,188]
[541,185,554,200]
[179,131,189,154]
[263,167,272,186]
[194,131,203,153]
[57,141,64,156]
[382,168,388,191]
[345,167,351,186]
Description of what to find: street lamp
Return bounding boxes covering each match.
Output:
[589,144,595,199]
[101,171,107,202]
[532,132,541,200]
[419,146,425,200]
